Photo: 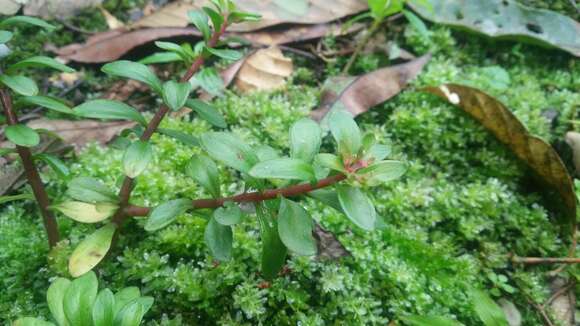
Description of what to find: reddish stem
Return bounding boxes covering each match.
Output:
[0,88,59,247]
[124,174,347,216]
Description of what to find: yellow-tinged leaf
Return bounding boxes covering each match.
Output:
[69,223,116,277]
[53,201,118,223]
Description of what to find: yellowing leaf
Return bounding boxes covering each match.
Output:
[53,201,118,223]
[69,223,116,277]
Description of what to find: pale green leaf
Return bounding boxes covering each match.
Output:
[204,216,232,261]
[145,199,192,231]
[74,100,146,125]
[68,224,116,277]
[290,118,321,162]
[336,185,376,230]
[53,201,117,223]
[101,60,162,94]
[123,141,153,178]
[213,202,242,225]
[0,74,38,96]
[328,110,361,159]
[186,99,226,128]
[5,124,39,147]
[278,198,317,256]
[357,160,407,186]
[93,289,115,326]
[162,80,191,111]
[67,177,118,203]
[18,95,74,115]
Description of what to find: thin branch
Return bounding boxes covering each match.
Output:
[124,174,347,217]
[0,88,59,247]
[512,256,580,264]
[342,19,382,74]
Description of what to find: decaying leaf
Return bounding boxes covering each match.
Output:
[313,222,350,260]
[565,132,580,177]
[99,5,125,30]
[409,0,580,57]
[0,0,25,15]
[235,46,293,93]
[241,22,364,46]
[310,54,431,121]
[548,277,575,326]
[23,0,103,19]
[423,84,576,220]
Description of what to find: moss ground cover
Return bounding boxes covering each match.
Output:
[1,5,579,326]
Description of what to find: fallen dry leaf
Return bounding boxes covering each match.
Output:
[565,132,580,177]
[313,222,350,260]
[235,46,293,93]
[548,277,575,326]
[99,5,125,30]
[241,22,363,46]
[0,0,25,15]
[103,79,150,102]
[310,54,431,121]
[24,0,103,19]
[423,84,576,221]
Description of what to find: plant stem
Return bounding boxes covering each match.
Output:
[124,174,347,216]
[512,256,580,264]
[342,19,382,75]
[0,88,59,247]
[111,16,230,227]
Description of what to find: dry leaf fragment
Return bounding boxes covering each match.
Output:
[99,5,125,30]
[423,84,576,221]
[548,277,575,326]
[313,222,350,260]
[311,54,431,121]
[23,0,103,19]
[235,46,293,93]
[565,132,580,177]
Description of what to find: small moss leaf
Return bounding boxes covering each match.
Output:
[101,60,163,94]
[186,155,221,198]
[200,132,258,173]
[19,95,75,115]
[47,278,71,326]
[204,216,233,261]
[74,100,146,125]
[257,203,287,280]
[328,110,361,159]
[9,56,75,73]
[5,124,40,147]
[0,75,38,96]
[53,201,117,223]
[400,315,464,326]
[162,80,191,111]
[145,199,192,231]
[13,318,55,326]
[213,202,242,225]
[186,99,227,128]
[249,158,315,181]
[63,271,98,325]
[92,289,115,326]
[290,118,321,163]
[123,141,153,178]
[336,185,376,231]
[470,289,509,326]
[114,297,154,326]
[68,224,116,277]
[278,198,317,256]
[67,177,118,203]
[357,160,407,186]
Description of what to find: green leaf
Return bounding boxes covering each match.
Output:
[123,141,153,178]
[52,201,117,223]
[205,47,243,61]
[0,74,38,96]
[114,297,153,326]
[0,193,34,204]
[470,289,509,326]
[93,289,115,326]
[13,318,55,326]
[186,99,227,128]
[204,216,233,261]
[256,203,287,280]
[368,143,391,161]
[401,315,464,326]
[35,153,70,178]
[162,80,191,111]
[229,11,261,23]
[18,95,75,115]
[74,100,146,125]
[357,160,407,186]
[202,7,224,31]
[200,132,258,173]
[47,278,71,326]
[256,145,280,161]
[67,177,118,203]
[188,10,211,40]
[328,110,361,159]
[403,9,429,39]
[189,67,224,97]
[278,198,317,256]
[315,153,344,172]
[101,60,163,94]
[0,16,55,30]
[0,30,13,43]
[139,52,182,64]
[9,56,75,73]
[157,128,199,147]
[308,189,343,212]
[249,158,315,181]
[68,225,116,277]
[145,199,192,231]
[290,118,321,162]
[336,185,376,230]
[113,287,140,316]
[5,124,39,147]
[63,271,98,325]
[186,155,220,198]
[0,147,16,156]
[154,41,194,62]
[213,202,242,225]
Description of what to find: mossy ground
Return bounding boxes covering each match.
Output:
[1,2,579,325]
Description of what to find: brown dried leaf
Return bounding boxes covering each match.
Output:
[423,84,576,220]
[235,46,293,93]
[565,132,580,177]
[241,22,363,46]
[313,222,350,260]
[311,54,431,121]
[548,277,575,326]
[23,0,102,19]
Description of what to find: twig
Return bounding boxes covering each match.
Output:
[549,223,577,275]
[0,88,59,247]
[512,256,580,264]
[342,19,382,74]
[542,279,575,309]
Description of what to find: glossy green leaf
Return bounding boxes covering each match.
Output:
[401,315,464,326]
[0,30,13,43]
[139,52,182,64]
[9,56,74,72]
[205,47,243,61]
[188,10,211,40]
[357,160,407,186]
[278,198,317,256]
[154,41,194,62]
[0,16,55,30]
[13,318,55,326]
[189,67,224,97]
[308,189,343,212]
[0,74,38,96]
[93,289,115,326]
[249,158,315,181]
[204,216,233,261]
[0,193,33,204]
[74,100,146,125]
[368,143,391,161]
[47,278,71,326]
[202,7,224,31]
[52,201,117,223]
[67,177,118,203]
[328,110,361,159]
[186,99,226,128]
[213,202,242,225]
[157,128,199,147]
[5,124,39,147]
[113,287,140,316]
[290,118,321,162]
[315,153,344,172]
[68,224,116,277]
[470,289,509,326]
[63,271,98,325]
[403,9,429,39]
[186,155,220,198]
[35,153,70,178]
[145,199,192,231]
[162,80,191,111]
[200,132,258,173]
[101,60,163,93]
[18,95,74,115]
[114,297,153,326]
[336,185,376,230]
[229,11,261,23]
[123,141,153,178]
[256,203,287,280]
